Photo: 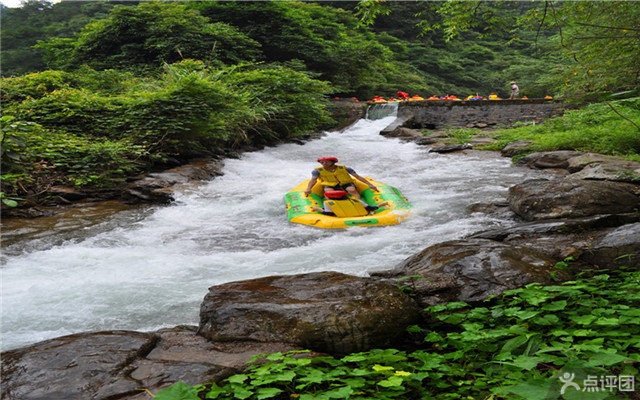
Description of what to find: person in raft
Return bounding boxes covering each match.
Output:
[304,156,384,214]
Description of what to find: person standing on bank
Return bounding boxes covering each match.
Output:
[509,81,519,99]
[304,156,380,211]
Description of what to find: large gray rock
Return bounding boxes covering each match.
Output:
[516,151,583,169]
[581,222,640,269]
[501,140,533,157]
[197,271,420,355]
[0,326,304,400]
[124,160,224,204]
[515,151,640,182]
[508,179,639,221]
[470,214,640,262]
[373,238,564,307]
[1,330,159,400]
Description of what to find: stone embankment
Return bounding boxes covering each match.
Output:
[396,98,566,130]
[2,117,640,400]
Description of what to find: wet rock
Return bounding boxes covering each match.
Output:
[580,222,640,269]
[470,136,496,146]
[0,326,305,400]
[197,271,420,355]
[124,160,224,204]
[501,140,533,157]
[328,98,366,129]
[508,179,640,221]
[1,330,158,400]
[375,238,563,307]
[47,186,88,201]
[380,126,423,139]
[571,162,640,182]
[516,150,584,169]
[470,214,640,264]
[429,143,473,153]
[467,201,512,219]
[415,136,439,145]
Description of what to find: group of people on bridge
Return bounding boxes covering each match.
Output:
[365,81,554,104]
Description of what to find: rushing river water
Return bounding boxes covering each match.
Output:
[0,110,545,351]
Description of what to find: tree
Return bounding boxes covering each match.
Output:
[535,1,640,100]
[39,1,262,72]
[197,0,426,98]
[1,0,122,76]
[357,0,639,101]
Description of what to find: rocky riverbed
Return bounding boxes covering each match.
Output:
[2,140,639,399]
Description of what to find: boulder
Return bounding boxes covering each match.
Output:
[1,330,159,400]
[515,151,640,182]
[580,222,640,269]
[0,326,304,400]
[568,156,640,182]
[508,179,640,221]
[516,150,583,169]
[124,160,224,204]
[429,143,473,153]
[501,140,533,157]
[379,126,423,139]
[373,238,563,307]
[197,271,420,355]
[566,153,640,175]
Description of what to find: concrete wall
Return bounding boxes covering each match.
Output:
[396,99,566,129]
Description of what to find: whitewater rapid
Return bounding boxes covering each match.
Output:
[1,113,544,351]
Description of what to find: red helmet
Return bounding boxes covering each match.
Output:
[317,156,338,163]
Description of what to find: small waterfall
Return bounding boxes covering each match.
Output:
[365,102,399,120]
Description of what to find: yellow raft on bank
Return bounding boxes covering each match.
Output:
[284,178,412,229]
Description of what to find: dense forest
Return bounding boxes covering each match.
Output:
[1,2,639,399]
[1,0,639,207]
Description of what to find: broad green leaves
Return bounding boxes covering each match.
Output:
[153,268,640,399]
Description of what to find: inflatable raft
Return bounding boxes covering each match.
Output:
[284,178,412,229]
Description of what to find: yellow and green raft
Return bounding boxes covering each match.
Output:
[284,178,412,229]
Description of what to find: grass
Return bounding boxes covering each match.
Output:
[483,97,640,162]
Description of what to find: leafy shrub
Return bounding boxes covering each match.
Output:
[0,70,70,104]
[222,65,333,141]
[1,116,148,197]
[9,88,127,137]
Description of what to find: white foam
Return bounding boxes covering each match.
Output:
[0,114,544,350]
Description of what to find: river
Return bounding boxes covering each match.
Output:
[0,109,544,351]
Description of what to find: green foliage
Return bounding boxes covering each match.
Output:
[0,0,121,76]
[4,0,638,101]
[488,97,640,159]
[153,268,640,399]
[1,115,149,197]
[198,0,427,99]
[532,1,640,102]
[0,60,333,196]
[405,0,640,101]
[0,70,69,103]
[440,128,478,144]
[221,65,333,135]
[3,1,638,199]
[10,87,128,137]
[0,191,23,208]
[43,1,262,72]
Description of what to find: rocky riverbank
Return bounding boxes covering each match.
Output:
[2,133,639,399]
